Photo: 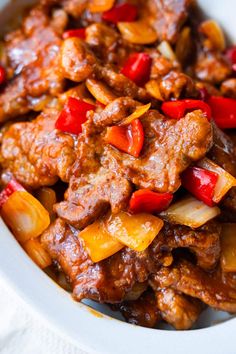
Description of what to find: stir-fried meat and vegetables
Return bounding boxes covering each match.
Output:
[1,0,236,330]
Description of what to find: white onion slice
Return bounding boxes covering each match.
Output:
[1,191,50,243]
[160,195,220,228]
[198,158,236,203]
[157,41,177,61]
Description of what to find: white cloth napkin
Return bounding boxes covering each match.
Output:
[0,279,88,354]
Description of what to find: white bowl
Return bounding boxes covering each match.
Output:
[0,1,236,353]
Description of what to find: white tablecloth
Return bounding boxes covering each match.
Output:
[0,279,88,354]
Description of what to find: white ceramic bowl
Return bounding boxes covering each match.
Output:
[0,1,236,353]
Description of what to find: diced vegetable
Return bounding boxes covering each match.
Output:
[55,97,95,135]
[0,65,6,85]
[160,196,220,229]
[88,0,115,13]
[181,167,218,207]
[145,80,164,101]
[175,27,192,65]
[207,96,236,129]
[157,41,176,61]
[62,28,86,40]
[106,211,164,252]
[225,45,236,65]
[198,158,236,203]
[24,238,52,269]
[161,99,212,120]
[220,223,236,272]
[86,78,117,105]
[121,53,152,86]
[102,3,138,24]
[1,190,50,243]
[117,21,158,45]
[79,218,124,262]
[105,118,144,157]
[199,20,225,51]
[0,179,24,208]
[129,189,173,214]
[35,187,57,220]
[120,103,151,125]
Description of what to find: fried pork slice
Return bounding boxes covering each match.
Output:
[208,123,236,220]
[0,109,76,188]
[60,37,96,82]
[0,7,65,122]
[194,52,231,85]
[208,122,236,177]
[148,0,192,44]
[118,291,161,328]
[159,222,221,270]
[55,167,133,229]
[102,109,212,193]
[41,219,162,303]
[151,260,236,313]
[94,65,152,103]
[156,288,203,330]
[54,113,133,229]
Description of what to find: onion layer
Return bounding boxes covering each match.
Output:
[117,21,158,44]
[1,191,50,243]
[24,238,52,269]
[161,195,220,228]
[79,218,124,263]
[106,211,164,251]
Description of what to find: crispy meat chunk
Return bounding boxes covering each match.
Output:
[149,0,192,43]
[221,79,236,99]
[59,37,96,82]
[119,291,161,328]
[0,109,76,188]
[55,167,133,229]
[151,260,236,312]
[0,7,64,122]
[158,222,221,270]
[41,219,163,303]
[195,52,231,84]
[102,109,212,193]
[95,65,152,103]
[156,288,203,330]
[54,115,133,229]
[86,23,140,66]
[208,122,236,177]
[92,97,139,128]
[41,0,88,17]
[208,123,236,221]
[159,70,197,100]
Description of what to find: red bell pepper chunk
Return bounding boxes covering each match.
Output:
[181,167,218,207]
[207,96,236,129]
[161,99,212,120]
[129,189,173,214]
[55,97,95,135]
[121,53,152,86]
[225,45,236,64]
[0,179,25,209]
[102,3,138,24]
[0,66,6,85]
[62,28,86,40]
[105,119,144,158]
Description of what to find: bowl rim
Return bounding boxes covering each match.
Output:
[0,219,236,354]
